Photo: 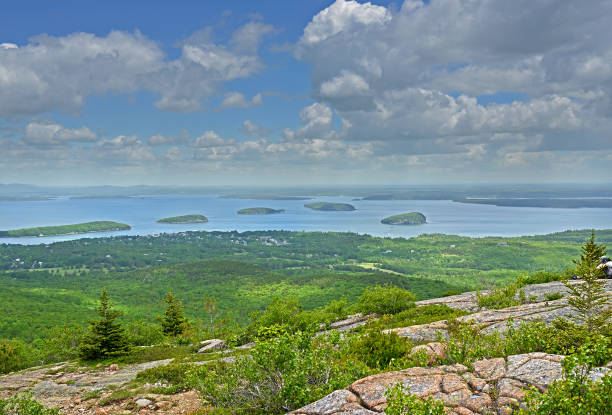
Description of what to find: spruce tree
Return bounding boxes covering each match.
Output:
[159,292,187,336]
[79,288,129,360]
[564,232,610,334]
[573,229,607,278]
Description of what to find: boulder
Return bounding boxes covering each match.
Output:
[135,398,152,408]
[197,339,227,353]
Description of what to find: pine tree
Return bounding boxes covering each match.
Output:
[573,230,607,277]
[79,288,129,360]
[159,292,187,336]
[564,232,610,334]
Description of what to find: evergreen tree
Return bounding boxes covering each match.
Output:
[159,292,187,336]
[573,230,607,278]
[79,288,129,360]
[565,233,610,334]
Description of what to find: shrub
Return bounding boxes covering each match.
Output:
[0,392,59,415]
[385,384,445,415]
[346,328,410,369]
[357,285,416,315]
[545,293,563,301]
[189,331,369,414]
[125,319,166,346]
[37,324,84,363]
[476,281,524,309]
[443,319,552,365]
[135,362,192,393]
[370,304,468,331]
[0,339,37,374]
[522,336,612,414]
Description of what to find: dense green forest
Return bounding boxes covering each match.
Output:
[1,228,611,341]
[381,212,426,225]
[0,221,131,237]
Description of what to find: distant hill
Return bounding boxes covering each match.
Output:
[157,214,208,224]
[304,202,356,211]
[381,212,426,225]
[237,207,285,215]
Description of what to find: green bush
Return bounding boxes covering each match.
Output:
[0,339,37,374]
[443,319,552,366]
[544,293,563,301]
[522,336,612,414]
[135,362,192,393]
[357,285,416,315]
[125,319,166,346]
[476,281,525,309]
[189,331,369,414]
[37,324,84,363]
[385,384,445,415]
[346,328,410,369]
[0,392,59,415]
[369,304,468,331]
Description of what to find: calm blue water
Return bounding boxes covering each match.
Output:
[0,195,610,244]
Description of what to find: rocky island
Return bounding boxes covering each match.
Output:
[381,212,426,225]
[237,207,285,215]
[0,221,131,237]
[304,202,356,211]
[157,214,208,224]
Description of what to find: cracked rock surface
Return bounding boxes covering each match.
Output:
[290,352,609,415]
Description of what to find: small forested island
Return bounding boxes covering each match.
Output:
[0,221,131,237]
[237,207,285,215]
[157,214,208,224]
[304,202,356,211]
[381,212,427,225]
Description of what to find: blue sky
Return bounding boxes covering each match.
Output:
[1,0,611,185]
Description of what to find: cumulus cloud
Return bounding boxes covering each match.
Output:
[0,21,273,117]
[292,0,612,166]
[241,120,270,138]
[220,92,263,108]
[190,130,234,148]
[148,134,175,146]
[23,121,97,145]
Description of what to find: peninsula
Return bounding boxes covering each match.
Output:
[304,202,356,211]
[381,212,426,225]
[0,221,131,237]
[237,207,285,215]
[157,214,208,224]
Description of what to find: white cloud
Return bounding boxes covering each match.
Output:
[23,121,97,145]
[0,21,273,117]
[294,0,612,164]
[190,130,234,148]
[0,43,17,50]
[241,120,270,138]
[148,134,175,146]
[220,92,263,108]
[300,0,391,45]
